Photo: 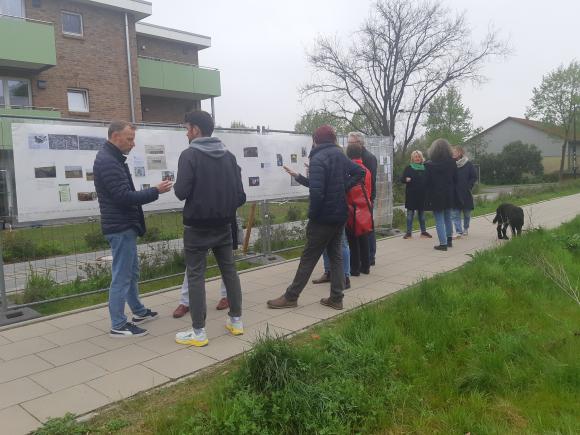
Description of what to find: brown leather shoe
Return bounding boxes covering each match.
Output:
[216,297,229,310]
[267,295,298,309]
[172,304,189,318]
[320,297,343,310]
[312,272,330,284]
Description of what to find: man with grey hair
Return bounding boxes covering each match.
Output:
[93,121,173,338]
[347,132,378,265]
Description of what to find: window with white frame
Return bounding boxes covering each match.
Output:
[0,77,31,107]
[67,89,89,112]
[61,11,83,36]
[0,0,25,18]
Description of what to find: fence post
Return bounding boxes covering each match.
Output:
[260,200,272,257]
[0,233,24,325]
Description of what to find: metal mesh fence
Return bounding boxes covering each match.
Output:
[0,117,393,319]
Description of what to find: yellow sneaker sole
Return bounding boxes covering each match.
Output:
[175,338,208,347]
[226,324,244,336]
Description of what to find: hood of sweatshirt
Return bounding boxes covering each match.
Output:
[189,136,227,159]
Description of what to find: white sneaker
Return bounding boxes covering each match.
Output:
[225,316,244,336]
[452,234,463,240]
[175,328,208,347]
[463,229,469,236]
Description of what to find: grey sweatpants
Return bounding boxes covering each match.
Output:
[183,225,242,329]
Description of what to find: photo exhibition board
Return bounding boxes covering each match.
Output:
[10,122,310,222]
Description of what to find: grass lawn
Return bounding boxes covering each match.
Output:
[1,200,309,263]
[36,215,580,434]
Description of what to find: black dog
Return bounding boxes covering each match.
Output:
[492,203,524,240]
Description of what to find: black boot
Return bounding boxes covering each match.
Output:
[447,237,453,248]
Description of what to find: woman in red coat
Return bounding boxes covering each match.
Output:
[345,142,373,276]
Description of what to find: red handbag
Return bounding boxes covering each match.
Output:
[346,183,373,237]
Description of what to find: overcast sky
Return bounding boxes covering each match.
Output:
[142,0,579,133]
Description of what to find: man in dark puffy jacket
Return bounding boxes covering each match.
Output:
[93,121,173,338]
[267,125,365,310]
[173,110,246,347]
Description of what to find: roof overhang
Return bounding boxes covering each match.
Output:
[136,22,211,50]
[73,0,152,20]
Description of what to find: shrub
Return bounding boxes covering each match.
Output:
[22,268,58,303]
[1,231,36,263]
[477,141,543,184]
[140,226,162,243]
[84,230,108,250]
[391,208,406,230]
[286,205,303,222]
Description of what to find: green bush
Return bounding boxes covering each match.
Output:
[22,268,58,304]
[1,231,35,263]
[84,230,108,250]
[140,226,162,243]
[391,208,406,230]
[286,205,303,222]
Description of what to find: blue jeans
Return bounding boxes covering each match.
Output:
[406,209,426,234]
[105,228,147,330]
[323,231,350,276]
[433,210,453,246]
[452,209,472,234]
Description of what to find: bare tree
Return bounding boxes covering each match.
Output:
[525,61,580,181]
[301,0,507,153]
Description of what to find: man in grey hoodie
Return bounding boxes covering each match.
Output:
[173,111,246,347]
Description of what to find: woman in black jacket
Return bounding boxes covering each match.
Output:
[400,150,431,239]
[451,146,477,237]
[425,139,457,251]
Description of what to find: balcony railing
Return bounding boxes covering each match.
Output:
[138,56,221,99]
[0,14,57,70]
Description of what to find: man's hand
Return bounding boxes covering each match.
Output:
[283,165,298,178]
[156,180,173,193]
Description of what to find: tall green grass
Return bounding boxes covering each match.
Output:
[49,216,580,435]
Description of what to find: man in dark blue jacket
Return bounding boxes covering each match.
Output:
[93,121,172,338]
[173,111,246,348]
[267,125,365,310]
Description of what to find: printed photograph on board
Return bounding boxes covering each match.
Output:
[161,170,175,181]
[58,184,71,202]
[48,134,79,150]
[145,144,166,155]
[28,134,49,149]
[34,166,57,178]
[276,154,283,166]
[77,192,98,201]
[291,154,297,163]
[134,167,146,177]
[85,171,95,181]
[249,176,260,187]
[64,166,83,178]
[147,155,167,170]
[79,136,106,151]
[243,147,258,158]
[301,146,307,157]
[140,184,150,190]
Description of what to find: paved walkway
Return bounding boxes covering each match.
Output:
[1,194,579,434]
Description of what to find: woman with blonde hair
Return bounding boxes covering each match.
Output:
[425,139,457,251]
[400,150,431,239]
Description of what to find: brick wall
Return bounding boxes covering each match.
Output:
[24,0,142,121]
[137,35,199,65]
[141,95,200,124]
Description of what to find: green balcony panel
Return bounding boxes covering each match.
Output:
[0,18,57,70]
[0,110,62,149]
[138,57,221,99]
